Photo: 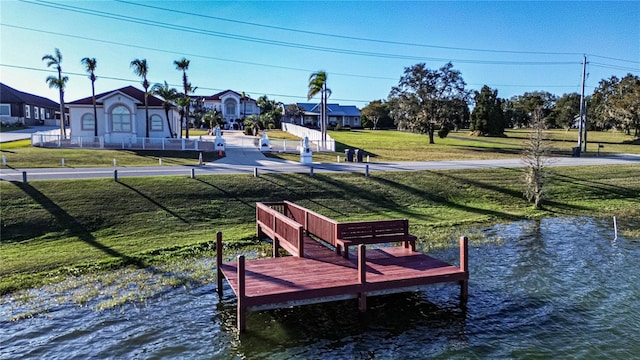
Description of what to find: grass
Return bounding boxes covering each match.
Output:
[267,128,639,162]
[2,128,637,168]
[1,164,639,296]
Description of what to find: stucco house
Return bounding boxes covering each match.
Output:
[284,103,361,128]
[0,82,62,126]
[200,90,259,130]
[68,85,179,143]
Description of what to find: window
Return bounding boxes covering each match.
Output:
[81,113,95,130]
[40,108,45,120]
[0,104,10,116]
[224,99,236,117]
[150,114,163,131]
[111,105,131,132]
[34,106,39,120]
[25,105,31,118]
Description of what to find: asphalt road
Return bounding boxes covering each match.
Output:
[1,154,638,182]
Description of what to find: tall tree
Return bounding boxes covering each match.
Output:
[506,91,557,128]
[591,74,640,136]
[151,81,178,138]
[388,62,469,143]
[80,57,98,137]
[42,48,67,137]
[257,95,283,129]
[284,104,305,125]
[361,100,392,130]
[175,95,191,137]
[130,58,150,138]
[553,93,581,129]
[308,71,331,145]
[470,85,505,136]
[174,57,191,138]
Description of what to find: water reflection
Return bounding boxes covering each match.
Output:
[1,217,638,359]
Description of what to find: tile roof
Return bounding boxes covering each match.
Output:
[296,103,360,116]
[0,82,60,108]
[68,85,164,106]
[203,89,255,101]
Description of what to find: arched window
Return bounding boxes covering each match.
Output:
[111,105,131,132]
[81,113,95,130]
[150,114,163,131]
[224,99,236,118]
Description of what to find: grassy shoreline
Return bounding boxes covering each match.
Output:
[2,164,639,296]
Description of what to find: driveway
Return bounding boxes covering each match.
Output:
[0,126,60,143]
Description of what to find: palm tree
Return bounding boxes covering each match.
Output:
[42,48,67,137]
[175,95,191,137]
[81,57,98,137]
[151,81,178,138]
[307,71,331,146]
[130,58,150,138]
[174,57,191,138]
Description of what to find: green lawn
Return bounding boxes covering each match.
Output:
[2,164,639,295]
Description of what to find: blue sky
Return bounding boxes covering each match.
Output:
[1,1,638,107]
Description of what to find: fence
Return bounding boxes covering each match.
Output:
[31,132,215,151]
[280,123,336,151]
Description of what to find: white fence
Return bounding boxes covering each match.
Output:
[280,123,336,151]
[31,132,215,151]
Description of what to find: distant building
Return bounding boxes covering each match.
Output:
[200,90,259,130]
[0,82,62,126]
[283,103,361,128]
[68,85,179,142]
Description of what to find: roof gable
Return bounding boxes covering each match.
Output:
[68,85,164,107]
[203,90,255,101]
[0,82,59,108]
[295,103,360,116]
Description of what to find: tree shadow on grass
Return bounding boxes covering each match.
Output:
[194,178,256,210]
[116,180,190,224]
[12,182,210,290]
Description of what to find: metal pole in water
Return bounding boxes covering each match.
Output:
[613,216,618,240]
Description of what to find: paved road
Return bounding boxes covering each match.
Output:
[1,152,638,182]
[1,129,639,181]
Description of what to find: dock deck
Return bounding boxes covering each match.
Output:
[217,233,468,331]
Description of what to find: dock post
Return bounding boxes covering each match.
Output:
[358,245,367,312]
[216,232,223,298]
[459,236,469,304]
[237,255,247,332]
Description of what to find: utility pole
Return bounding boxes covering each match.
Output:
[578,55,587,153]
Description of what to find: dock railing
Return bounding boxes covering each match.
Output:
[256,202,304,257]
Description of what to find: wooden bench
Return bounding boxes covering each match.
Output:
[336,219,417,259]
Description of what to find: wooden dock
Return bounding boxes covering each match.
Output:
[216,202,469,332]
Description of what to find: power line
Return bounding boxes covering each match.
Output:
[19,0,580,66]
[116,0,591,57]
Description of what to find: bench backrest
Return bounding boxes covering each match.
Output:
[337,219,409,240]
[284,201,338,246]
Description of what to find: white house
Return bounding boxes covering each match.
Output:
[68,86,179,143]
[200,90,259,130]
[283,103,361,128]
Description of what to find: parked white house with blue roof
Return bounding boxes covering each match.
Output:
[285,103,361,128]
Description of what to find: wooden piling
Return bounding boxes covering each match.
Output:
[358,244,367,312]
[459,236,469,304]
[237,255,247,332]
[216,232,223,298]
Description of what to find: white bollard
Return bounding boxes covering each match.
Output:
[337,156,340,163]
[159,157,163,166]
[198,152,203,165]
[113,158,117,167]
[367,155,370,163]
[1,155,6,166]
[61,158,65,167]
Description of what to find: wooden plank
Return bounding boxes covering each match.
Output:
[216,231,223,297]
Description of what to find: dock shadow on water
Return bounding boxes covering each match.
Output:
[1,216,639,359]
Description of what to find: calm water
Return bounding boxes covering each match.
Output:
[2,217,639,359]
